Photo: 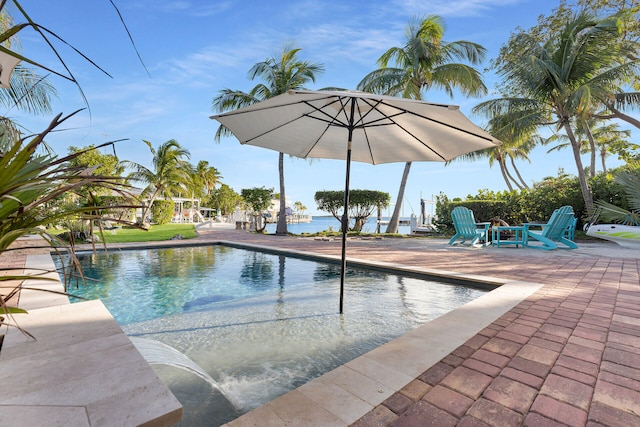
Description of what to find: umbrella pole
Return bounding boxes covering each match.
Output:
[340,141,352,314]
[340,99,357,314]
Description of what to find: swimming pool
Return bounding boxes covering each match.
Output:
[57,245,489,426]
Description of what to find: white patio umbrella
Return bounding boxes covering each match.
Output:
[211,89,501,313]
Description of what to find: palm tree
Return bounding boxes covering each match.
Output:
[454,105,538,191]
[195,160,222,196]
[475,12,638,212]
[212,45,323,235]
[357,15,487,233]
[293,200,307,216]
[123,139,191,225]
[594,124,633,173]
[187,160,222,213]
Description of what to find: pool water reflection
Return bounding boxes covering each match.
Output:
[57,245,488,426]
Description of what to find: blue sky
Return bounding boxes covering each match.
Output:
[10,0,631,216]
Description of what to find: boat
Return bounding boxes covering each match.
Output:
[584,223,640,248]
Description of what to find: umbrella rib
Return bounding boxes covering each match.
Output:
[214,97,307,117]
[300,99,350,128]
[301,121,332,158]
[359,98,497,162]
[360,126,376,164]
[242,111,306,145]
[298,98,348,158]
[376,99,495,141]
[372,103,449,161]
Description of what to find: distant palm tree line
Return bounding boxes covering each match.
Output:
[122,140,223,225]
[211,2,640,232]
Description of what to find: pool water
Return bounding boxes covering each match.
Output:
[57,245,488,426]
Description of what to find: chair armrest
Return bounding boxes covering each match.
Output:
[523,222,546,231]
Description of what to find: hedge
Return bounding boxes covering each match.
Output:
[434,166,633,234]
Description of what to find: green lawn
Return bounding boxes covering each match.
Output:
[98,223,198,243]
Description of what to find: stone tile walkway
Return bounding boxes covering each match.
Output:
[197,229,640,426]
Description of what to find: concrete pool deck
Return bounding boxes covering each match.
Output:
[2,225,639,426]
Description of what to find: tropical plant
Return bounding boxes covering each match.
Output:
[0,0,146,116]
[0,112,140,334]
[66,144,126,197]
[122,139,192,226]
[211,183,241,217]
[0,8,56,148]
[476,11,639,212]
[594,124,637,169]
[315,189,390,232]
[590,163,640,225]
[357,15,487,233]
[185,160,223,201]
[212,45,324,236]
[195,160,222,196]
[293,201,307,215]
[544,121,633,176]
[150,199,174,225]
[0,0,149,339]
[453,110,539,190]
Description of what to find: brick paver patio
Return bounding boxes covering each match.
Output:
[203,230,640,426]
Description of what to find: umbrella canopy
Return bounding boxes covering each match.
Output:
[211,89,501,313]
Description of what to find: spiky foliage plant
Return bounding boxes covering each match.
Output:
[0,111,140,337]
[590,164,640,226]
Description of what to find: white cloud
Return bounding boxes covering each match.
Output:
[391,0,530,17]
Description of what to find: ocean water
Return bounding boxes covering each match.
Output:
[265,215,413,235]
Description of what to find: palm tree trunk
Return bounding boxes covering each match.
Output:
[275,152,288,235]
[600,149,608,174]
[564,122,593,211]
[385,162,411,233]
[509,157,529,189]
[140,191,159,226]
[603,103,640,130]
[582,119,597,178]
[499,159,514,191]
[504,161,523,190]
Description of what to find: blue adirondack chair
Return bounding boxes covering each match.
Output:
[523,206,579,250]
[449,206,490,246]
[564,216,578,241]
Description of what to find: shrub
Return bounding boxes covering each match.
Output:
[150,200,174,225]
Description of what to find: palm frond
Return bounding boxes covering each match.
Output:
[614,168,640,212]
